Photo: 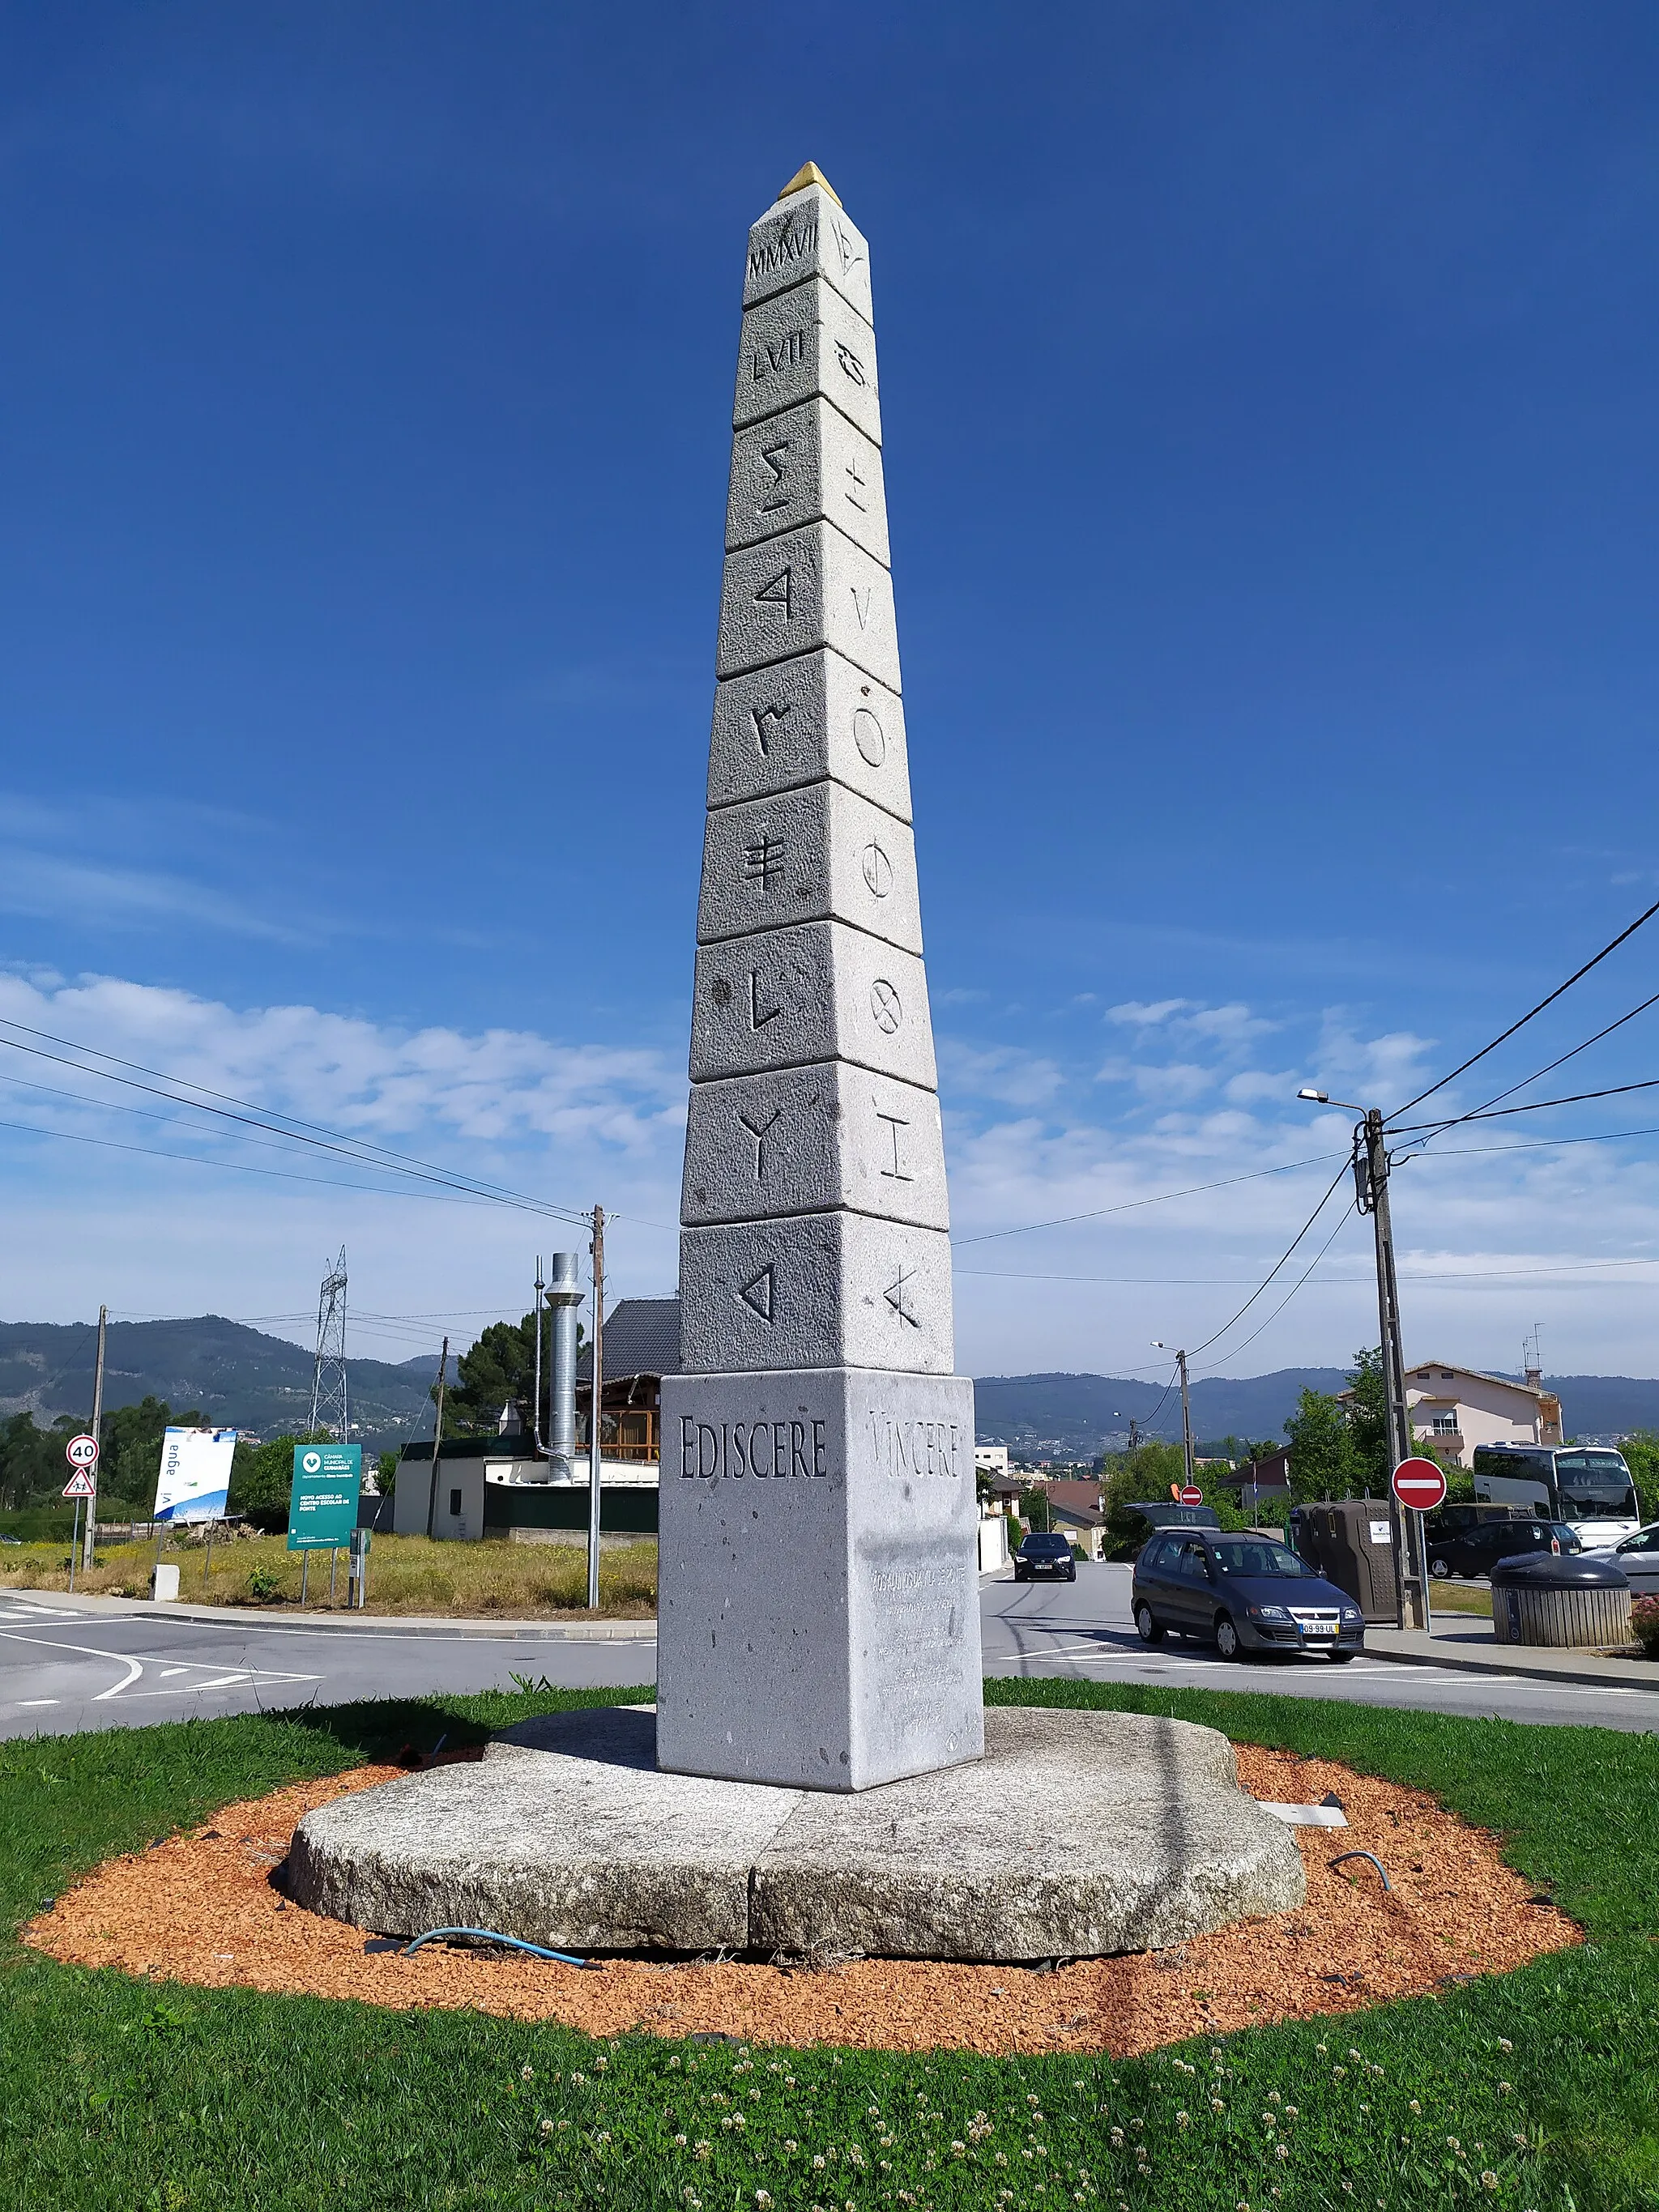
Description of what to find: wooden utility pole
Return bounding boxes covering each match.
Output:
[84,1303,107,1572]
[424,1336,450,1541]
[586,1207,604,1610]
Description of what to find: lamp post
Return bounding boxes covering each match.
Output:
[1294,1087,1422,1630]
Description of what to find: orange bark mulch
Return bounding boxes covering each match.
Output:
[23,1745,1576,2057]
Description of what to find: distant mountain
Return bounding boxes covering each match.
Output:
[971,1367,1659,1459]
[0,1316,438,1453]
[971,1369,1347,1459]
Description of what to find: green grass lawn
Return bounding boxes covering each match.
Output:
[1,1680,1654,2211]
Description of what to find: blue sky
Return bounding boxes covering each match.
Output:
[3,2,1659,1384]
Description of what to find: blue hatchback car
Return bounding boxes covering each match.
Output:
[1132,1528,1365,1661]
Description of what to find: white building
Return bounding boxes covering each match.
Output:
[974,1444,1010,1479]
[1404,1361,1563,1467]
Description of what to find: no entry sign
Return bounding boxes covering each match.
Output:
[1391,1457,1448,1512]
[1179,1484,1203,1507]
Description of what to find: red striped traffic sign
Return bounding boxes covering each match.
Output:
[1179,1484,1203,1507]
[1391,1457,1447,1512]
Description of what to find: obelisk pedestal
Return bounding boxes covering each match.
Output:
[656,164,984,1792]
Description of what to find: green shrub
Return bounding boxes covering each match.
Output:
[1633,1593,1659,1657]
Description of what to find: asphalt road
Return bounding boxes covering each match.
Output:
[2,1565,1656,1738]
[983,1562,1659,1733]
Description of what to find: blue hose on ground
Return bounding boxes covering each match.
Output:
[1328,1849,1392,1891]
[401,1925,596,1968]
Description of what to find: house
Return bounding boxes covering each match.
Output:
[392,1298,679,1544]
[1212,1446,1293,1510]
[578,1298,680,1469]
[975,1444,1010,1479]
[1402,1361,1563,1467]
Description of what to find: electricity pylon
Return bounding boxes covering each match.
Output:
[309,1247,349,1441]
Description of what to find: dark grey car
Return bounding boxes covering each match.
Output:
[1132,1529,1365,1660]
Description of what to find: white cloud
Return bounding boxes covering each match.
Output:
[1107,997,1192,1027]
[937,1039,1064,1108]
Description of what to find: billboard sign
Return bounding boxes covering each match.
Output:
[155,1427,237,1524]
[288,1443,362,1551]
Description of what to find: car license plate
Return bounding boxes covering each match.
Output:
[1299,1623,1333,1639]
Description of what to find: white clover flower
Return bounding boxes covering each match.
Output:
[1499,2082,1513,2095]
[594,2056,608,2071]
[1175,2112,1190,2128]
[1409,2101,1422,2115]
[539,2119,553,2137]
[1276,2146,1290,2163]
[1482,2176,1499,2192]
[1498,2038,1513,2054]
[673,2134,687,2148]
[755,2195,774,2208]
[783,2140,797,2154]
[521,2065,534,2082]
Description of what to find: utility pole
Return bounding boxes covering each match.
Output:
[424,1336,450,1541]
[84,1303,107,1573]
[1152,1345,1195,1490]
[586,1207,604,1611]
[1299,1089,1426,1630]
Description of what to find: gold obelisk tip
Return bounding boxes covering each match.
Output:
[777,160,840,206]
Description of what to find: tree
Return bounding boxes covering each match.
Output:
[1344,1346,1391,1490]
[1618,1434,1659,1524]
[444,1307,583,1434]
[1285,1387,1358,1501]
[99,1396,202,1509]
[1098,1440,1188,1554]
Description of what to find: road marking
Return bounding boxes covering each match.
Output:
[0,1628,318,1702]
[15,1698,59,1707]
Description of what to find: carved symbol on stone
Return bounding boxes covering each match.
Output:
[884,1266,920,1328]
[751,701,791,757]
[844,456,868,514]
[753,330,808,381]
[758,440,793,513]
[850,585,872,630]
[754,568,793,622]
[832,222,864,281]
[876,1106,913,1182]
[852,704,885,766]
[869,978,902,1034]
[738,1105,783,1180]
[749,970,784,1030]
[834,340,867,387]
[738,1264,776,1321]
[743,835,785,889]
[860,841,893,898]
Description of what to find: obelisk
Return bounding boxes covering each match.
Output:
[657,164,984,1792]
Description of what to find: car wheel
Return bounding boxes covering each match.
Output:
[1134,1603,1164,1646]
[1214,1614,1243,1661]
[1067,1566,1077,1582]
[1429,1557,1452,1579]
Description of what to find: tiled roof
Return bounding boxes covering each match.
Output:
[578,1298,681,1384]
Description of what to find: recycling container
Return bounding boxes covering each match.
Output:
[1490,1550,1631,1649]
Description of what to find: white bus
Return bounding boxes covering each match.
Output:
[1472,1443,1640,1547]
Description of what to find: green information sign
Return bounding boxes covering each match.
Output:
[287,1443,362,1552]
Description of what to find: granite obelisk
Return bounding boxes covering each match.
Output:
[657,164,983,1792]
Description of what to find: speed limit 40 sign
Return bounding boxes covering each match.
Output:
[65,1434,99,1470]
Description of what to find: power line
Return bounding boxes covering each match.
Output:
[1388,893,1659,1121]
[1393,1075,1659,1134]
[950,1151,1343,1247]
[1186,1161,1353,1360]
[1192,1206,1354,1374]
[0,1016,593,1225]
[1414,987,1659,1137]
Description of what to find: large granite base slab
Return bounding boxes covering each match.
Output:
[287,1706,1305,1962]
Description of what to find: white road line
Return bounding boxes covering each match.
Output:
[0,1628,318,1702]
[15,1698,58,1707]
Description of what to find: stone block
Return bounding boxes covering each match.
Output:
[743,181,873,323]
[733,277,881,446]
[286,1704,1307,1955]
[656,1366,981,1788]
[727,398,889,565]
[697,782,922,955]
[680,1064,948,1232]
[748,1706,1308,1958]
[689,921,936,1089]
[706,651,911,823]
[286,1705,790,1952]
[676,1216,954,1375]
[718,522,899,693]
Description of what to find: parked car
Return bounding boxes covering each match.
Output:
[1013,1531,1077,1583]
[1582,1520,1659,1596]
[1132,1529,1364,1661]
[1424,1516,1581,1581]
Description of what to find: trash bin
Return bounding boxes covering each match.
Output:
[1287,1500,1400,1622]
[1490,1550,1631,1649]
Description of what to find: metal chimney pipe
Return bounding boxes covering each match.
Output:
[545,1252,582,1484]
